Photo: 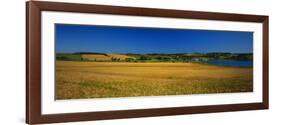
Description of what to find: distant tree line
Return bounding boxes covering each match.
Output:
[56,52,253,62]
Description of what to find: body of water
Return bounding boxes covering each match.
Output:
[206,60,253,67]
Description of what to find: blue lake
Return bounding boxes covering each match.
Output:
[206,60,253,67]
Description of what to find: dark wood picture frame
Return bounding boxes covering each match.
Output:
[26,1,269,124]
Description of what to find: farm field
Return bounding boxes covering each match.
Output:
[55,61,253,100]
[81,53,135,61]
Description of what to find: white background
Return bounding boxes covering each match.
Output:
[42,11,263,114]
[0,0,279,125]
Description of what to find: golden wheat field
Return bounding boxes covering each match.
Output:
[55,61,253,100]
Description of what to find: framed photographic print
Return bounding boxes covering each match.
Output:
[26,1,269,124]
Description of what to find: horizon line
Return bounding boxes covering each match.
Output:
[56,51,253,54]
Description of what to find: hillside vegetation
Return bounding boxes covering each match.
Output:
[56,52,253,63]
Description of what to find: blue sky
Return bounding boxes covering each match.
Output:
[55,24,253,54]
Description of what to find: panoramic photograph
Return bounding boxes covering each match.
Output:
[55,24,253,100]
